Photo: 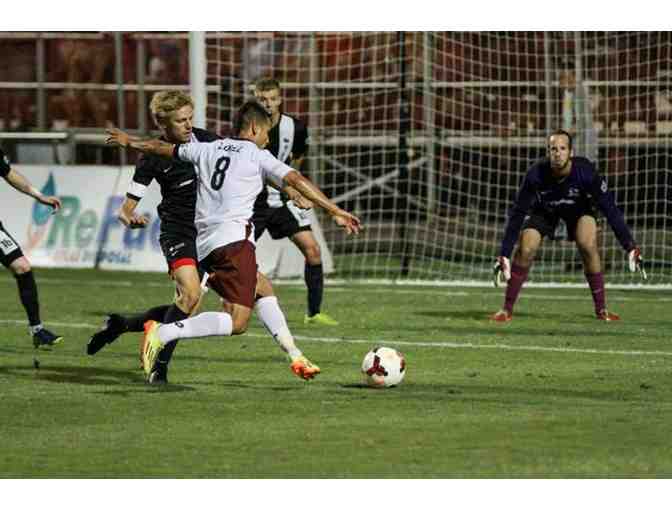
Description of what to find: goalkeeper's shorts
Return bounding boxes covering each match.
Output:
[522,207,597,242]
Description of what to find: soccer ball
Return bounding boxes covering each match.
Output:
[361,347,406,388]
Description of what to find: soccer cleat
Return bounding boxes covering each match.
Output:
[142,321,165,378]
[290,356,321,380]
[87,314,126,355]
[303,312,339,326]
[596,309,620,321]
[32,328,63,348]
[490,309,513,322]
[147,365,168,385]
[138,333,148,370]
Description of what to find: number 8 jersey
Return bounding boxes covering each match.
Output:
[174,138,293,261]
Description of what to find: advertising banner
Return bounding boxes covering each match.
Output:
[1,165,333,276]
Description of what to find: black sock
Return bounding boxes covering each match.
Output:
[123,304,172,332]
[156,304,190,366]
[304,263,324,317]
[15,271,40,327]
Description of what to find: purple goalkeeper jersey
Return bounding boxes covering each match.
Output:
[499,156,636,258]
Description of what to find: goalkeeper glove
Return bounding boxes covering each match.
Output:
[628,247,647,280]
[493,256,511,287]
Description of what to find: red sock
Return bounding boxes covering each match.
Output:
[503,263,530,314]
[585,272,606,315]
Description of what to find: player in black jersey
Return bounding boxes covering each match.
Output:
[88,91,215,382]
[90,91,322,383]
[491,130,644,322]
[254,77,339,326]
[0,147,63,347]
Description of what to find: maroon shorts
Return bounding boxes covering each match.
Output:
[200,240,257,309]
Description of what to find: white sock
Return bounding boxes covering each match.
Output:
[255,296,302,360]
[157,312,233,345]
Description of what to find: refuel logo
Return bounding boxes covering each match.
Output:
[24,172,162,265]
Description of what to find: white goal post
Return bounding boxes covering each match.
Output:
[195,31,672,286]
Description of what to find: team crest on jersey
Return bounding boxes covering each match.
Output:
[2,154,9,166]
[568,187,580,198]
[600,180,608,193]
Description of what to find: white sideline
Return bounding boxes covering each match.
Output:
[2,276,672,292]
[2,277,672,302]
[2,319,671,358]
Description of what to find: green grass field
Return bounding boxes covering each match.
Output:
[1,268,671,478]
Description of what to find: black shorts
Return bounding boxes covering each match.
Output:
[522,207,597,242]
[0,221,24,267]
[252,202,312,241]
[159,231,198,273]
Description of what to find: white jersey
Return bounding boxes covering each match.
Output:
[266,114,296,208]
[176,138,293,261]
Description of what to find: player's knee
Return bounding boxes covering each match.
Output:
[303,243,321,265]
[577,241,598,259]
[10,257,31,275]
[255,273,274,298]
[517,246,537,263]
[231,316,249,335]
[178,288,201,313]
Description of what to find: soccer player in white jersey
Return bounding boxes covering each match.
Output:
[106,100,361,381]
[92,91,322,383]
[254,77,339,326]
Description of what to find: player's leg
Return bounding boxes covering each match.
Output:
[139,235,202,379]
[88,247,201,363]
[142,241,257,378]
[87,304,172,355]
[254,272,320,380]
[492,227,542,321]
[291,229,334,325]
[269,203,337,326]
[0,223,61,347]
[573,215,618,320]
[145,263,203,382]
[143,301,251,379]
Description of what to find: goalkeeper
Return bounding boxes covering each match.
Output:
[491,130,644,322]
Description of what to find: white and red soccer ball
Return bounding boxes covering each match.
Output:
[361,347,406,388]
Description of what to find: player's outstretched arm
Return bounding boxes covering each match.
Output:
[283,185,313,210]
[265,179,314,210]
[283,171,361,235]
[4,168,61,212]
[105,127,175,159]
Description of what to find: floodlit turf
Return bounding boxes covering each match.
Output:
[1,268,672,478]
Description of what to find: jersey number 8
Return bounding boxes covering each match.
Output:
[211,156,231,190]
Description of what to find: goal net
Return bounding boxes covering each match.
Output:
[204,31,672,285]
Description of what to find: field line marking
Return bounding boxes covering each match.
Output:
[1,277,671,301]
[2,319,670,358]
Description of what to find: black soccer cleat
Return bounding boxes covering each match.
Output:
[147,363,168,385]
[86,314,126,355]
[33,328,63,349]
